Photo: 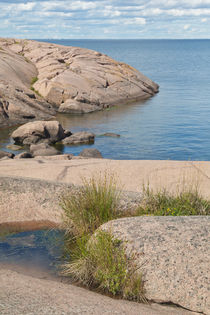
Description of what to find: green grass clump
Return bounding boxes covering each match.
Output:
[60,174,145,302]
[136,186,210,216]
[31,76,38,85]
[61,174,120,236]
[62,230,146,302]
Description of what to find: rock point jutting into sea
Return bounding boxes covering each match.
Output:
[0,38,159,127]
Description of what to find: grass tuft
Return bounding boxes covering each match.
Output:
[60,174,121,237]
[136,185,210,216]
[62,230,146,302]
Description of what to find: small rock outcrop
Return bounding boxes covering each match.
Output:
[62,131,95,145]
[0,38,159,126]
[30,143,60,157]
[0,150,14,159]
[79,148,103,158]
[14,152,33,159]
[11,120,66,145]
[101,216,210,314]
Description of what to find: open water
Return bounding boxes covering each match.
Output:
[1,39,210,160]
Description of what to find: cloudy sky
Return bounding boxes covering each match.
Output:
[0,0,210,39]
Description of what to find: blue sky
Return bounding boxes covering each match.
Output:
[0,0,210,39]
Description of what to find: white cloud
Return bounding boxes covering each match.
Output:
[0,0,210,39]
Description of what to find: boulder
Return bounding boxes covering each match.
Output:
[101,216,210,314]
[14,152,33,159]
[79,148,102,158]
[11,120,66,145]
[0,150,14,159]
[30,143,60,157]
[62,132,95,145]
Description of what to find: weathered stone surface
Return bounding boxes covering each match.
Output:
[0,40,56,127]
[101,216,210,314]
[11,120,66,145]
[79,148,103,158]
[14,152,33,159]
[0,38,159,126]
[62,131,95,145]
[58,100,100,114]
[30,143,60,156]
[0,150,14,159]
[34,154,73,160]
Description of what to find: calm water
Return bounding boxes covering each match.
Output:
[0,230,65,279]
[1,39,210,160]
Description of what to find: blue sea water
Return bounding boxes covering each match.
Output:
[2,39,210,160]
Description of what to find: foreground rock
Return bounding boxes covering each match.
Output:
[0,38,158,126]
[11,120,66,145]
[0,269,197,315]
[102,216,210,314]
[62,131,95,145]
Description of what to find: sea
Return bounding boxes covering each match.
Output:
[1,39,210,160]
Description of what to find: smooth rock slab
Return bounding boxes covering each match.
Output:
[101,216,210,314]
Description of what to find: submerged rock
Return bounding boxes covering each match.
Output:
[0,38,159,126]
[11,120,66,145]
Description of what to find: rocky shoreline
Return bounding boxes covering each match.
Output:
[0,38,158,127]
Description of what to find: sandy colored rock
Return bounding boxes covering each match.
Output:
[101,216,210,314]
[0,151,14,159]
[30,143,60,156]
[0,41,55,127]
[0,269,198,315]
[14,152,33,159]
[79,148,103,158]
[0,38,158,126]
[63,131,95,145]
[12,120,66,145]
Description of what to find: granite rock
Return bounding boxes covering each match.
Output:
[79,148,102,158]
[11,120,66,145]
[62,131,95,145]
[101,216,210,314]
[0,38,159,126]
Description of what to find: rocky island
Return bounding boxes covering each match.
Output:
[0,38,158,127]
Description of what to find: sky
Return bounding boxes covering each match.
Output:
[0,0,210,39]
